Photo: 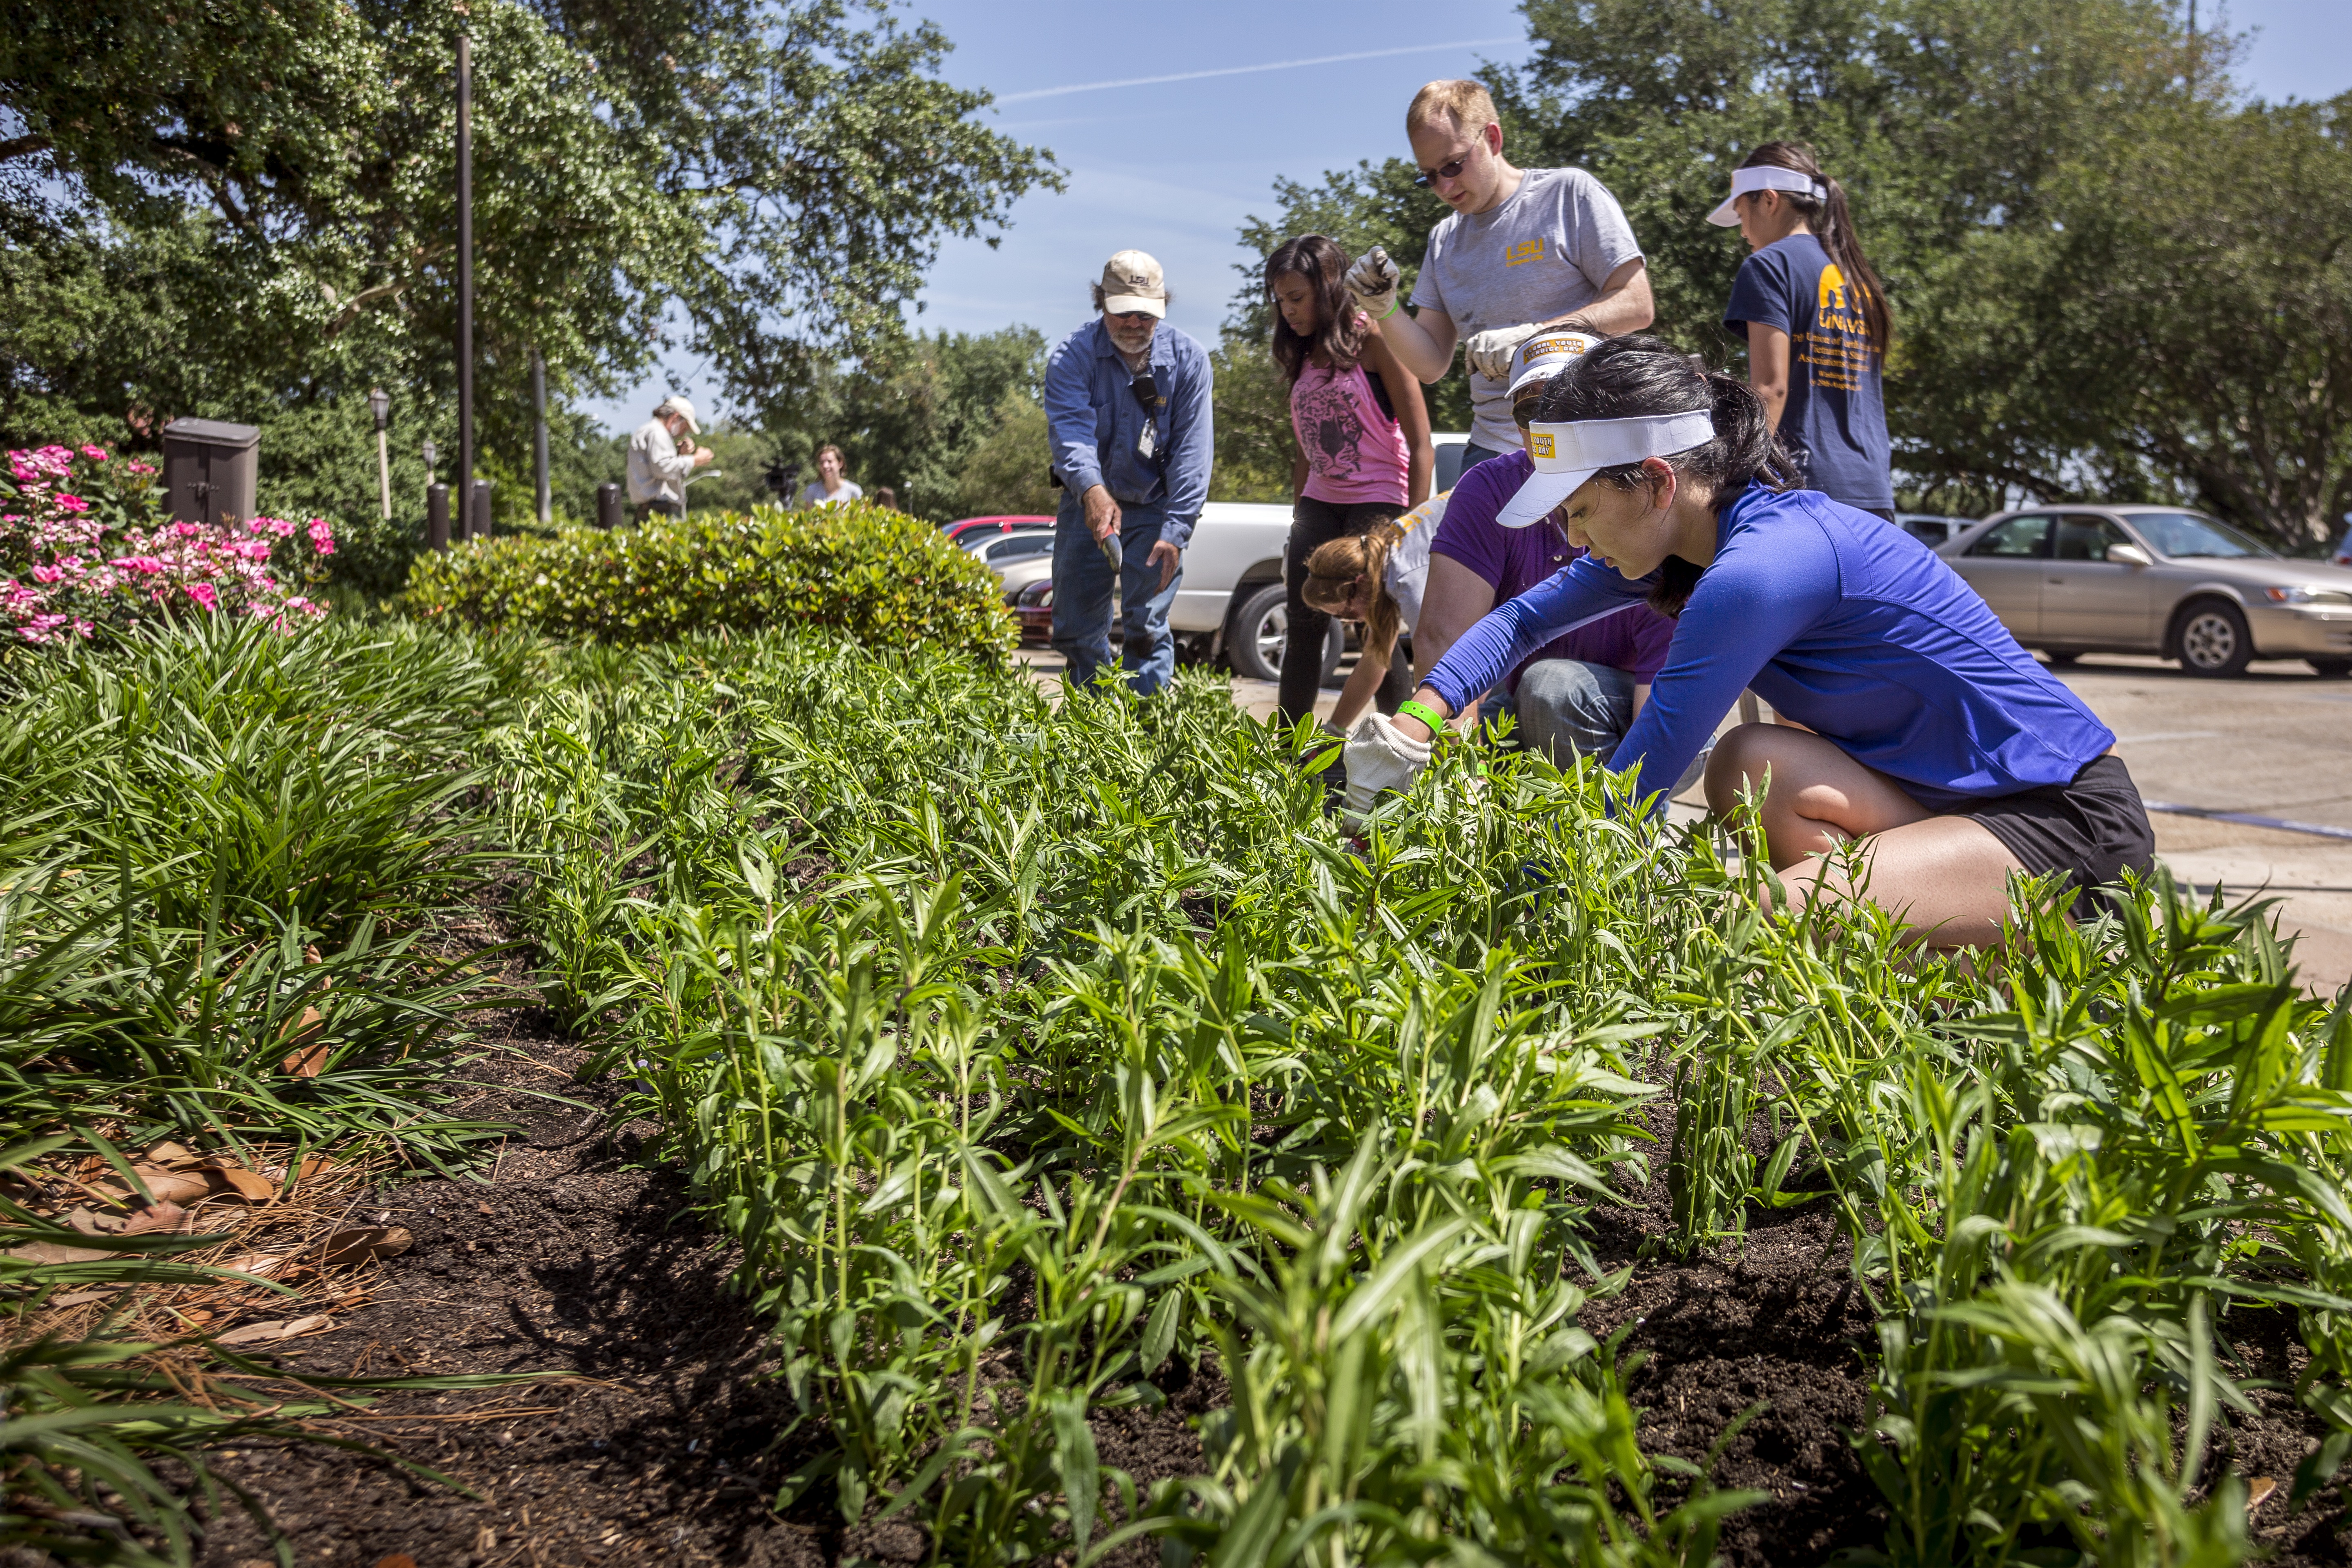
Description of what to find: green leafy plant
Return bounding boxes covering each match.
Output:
[401,501,1015,654]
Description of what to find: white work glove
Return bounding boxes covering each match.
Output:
[1344,246,1401,321]
[1341,711,1432,828]
[1464,323,1542,380]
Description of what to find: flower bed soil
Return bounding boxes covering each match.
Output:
[187,907,2352,1568]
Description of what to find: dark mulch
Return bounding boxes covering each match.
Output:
[184,912,2352,1567]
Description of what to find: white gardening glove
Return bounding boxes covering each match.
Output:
[1464,323,1542,380]
[1344,246,1401,321]
[1341,711,1432,828]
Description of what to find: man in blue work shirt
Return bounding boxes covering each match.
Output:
[1042,250,1214,696]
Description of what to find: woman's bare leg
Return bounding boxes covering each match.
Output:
[1704,723,2027,947]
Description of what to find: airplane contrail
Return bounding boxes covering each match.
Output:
[993,40,1520,105]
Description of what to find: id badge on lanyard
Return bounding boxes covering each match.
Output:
[1137,421,1156,461]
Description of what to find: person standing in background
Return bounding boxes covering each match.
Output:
[626,394,711,523]
[1712,143,1896,520]
[1041,249,1214,697]
[1343,78,1654,471]
[875,486,898,511]
[1266,234,1432,726]
[801,445,864,507]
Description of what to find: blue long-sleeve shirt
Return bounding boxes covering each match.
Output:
[1423,485,2116,811]
[1042,318,1214,549]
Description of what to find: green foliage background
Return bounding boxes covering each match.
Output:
[1221,0,2352,546]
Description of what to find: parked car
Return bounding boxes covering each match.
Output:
[1939,504,2352,677]
[962,528,1056,575]
[1894,512,1973,549]
[943,514,1053,546]
[2332,514,2352,567]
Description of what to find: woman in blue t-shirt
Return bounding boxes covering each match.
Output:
[1344,336,2154,949]
[1710,144,1895,519]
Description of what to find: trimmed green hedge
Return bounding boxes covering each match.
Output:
[400,501,1015,653]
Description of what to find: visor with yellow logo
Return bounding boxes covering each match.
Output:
[1494,411,1717,529]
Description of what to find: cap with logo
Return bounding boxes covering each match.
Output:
[1505,330,1602,428]
[1099,250,1168,319]
[1493,412,1718,529]
[657,394,701,435]
[1706,166,1828,227]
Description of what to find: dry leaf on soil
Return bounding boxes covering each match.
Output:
[213,1313,332,1347]
[118,1201,189,1237]
[318,1226,413,1265]
[5,1240,125,1265]
[2249,1476,2278,1510]
[129,1165,213,1205]
[207,1165,277,1203]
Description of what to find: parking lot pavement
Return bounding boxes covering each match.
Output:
[2047,655,2352,996]
[1019,648,2352,996]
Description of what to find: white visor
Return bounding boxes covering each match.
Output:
[1494,411,1717,529]
[1706,165,1827,227]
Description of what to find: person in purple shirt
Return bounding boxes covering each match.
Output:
[1414,333,1682,770]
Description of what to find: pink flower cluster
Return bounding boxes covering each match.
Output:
[1,442,337,644]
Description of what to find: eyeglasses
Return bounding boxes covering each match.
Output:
[1412,145,1479,188]
[1107,310,1157,325]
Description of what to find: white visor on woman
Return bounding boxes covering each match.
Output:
[1494,411,1717,529]
[1705,165,1827,227]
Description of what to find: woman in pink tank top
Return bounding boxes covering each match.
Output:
[1265,234,1433,726]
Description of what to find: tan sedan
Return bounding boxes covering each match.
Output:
[1939,504,2352,678]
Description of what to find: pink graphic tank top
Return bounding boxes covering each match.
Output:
[1291,356,1410,507]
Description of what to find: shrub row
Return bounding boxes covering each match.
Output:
[400,501,1014,653]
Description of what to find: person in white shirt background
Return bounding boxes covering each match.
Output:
[1344,78,1655,470]
[802,445,864,507]
[625,394,712,523]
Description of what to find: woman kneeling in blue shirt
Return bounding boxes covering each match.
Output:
[1348,335,2154,948]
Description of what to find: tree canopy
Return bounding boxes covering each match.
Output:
[0,0,1058,530]
[1227,0,2352,547]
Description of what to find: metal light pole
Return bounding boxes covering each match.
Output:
[368,388,392,520]
[456,33,476,521]
[531,348,551,525]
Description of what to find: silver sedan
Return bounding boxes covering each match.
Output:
[1939,504,2352,678]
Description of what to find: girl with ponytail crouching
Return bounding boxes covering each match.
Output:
[1347,335,2154,948]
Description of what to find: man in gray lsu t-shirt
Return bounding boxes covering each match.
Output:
[1345,78,1654,465]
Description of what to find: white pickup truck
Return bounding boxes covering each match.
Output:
[999,433,1476,682]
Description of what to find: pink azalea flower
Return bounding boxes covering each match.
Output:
[79,445,107,461]
[53,493,89,514]
[114,555,165,574]
[31,565,60,584]
[306,518,336,555]
[184,581,219,611]
[126,461,157,477]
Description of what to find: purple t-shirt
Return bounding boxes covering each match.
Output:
[1429,450,1676,691]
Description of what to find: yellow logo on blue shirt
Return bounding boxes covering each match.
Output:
[1505,237,1547,267]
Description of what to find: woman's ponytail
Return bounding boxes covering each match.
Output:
[1302,521,1405,653]
[1739,142,1892,353]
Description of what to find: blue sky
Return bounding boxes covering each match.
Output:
[582,0,2352,434]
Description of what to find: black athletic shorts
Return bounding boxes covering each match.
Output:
[1949,754,2156,915]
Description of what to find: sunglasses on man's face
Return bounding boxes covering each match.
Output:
[1412,145,1479,188]
[1108,310,1157,325]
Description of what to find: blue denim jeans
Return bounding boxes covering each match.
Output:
[1050,494,1183,697]
[1481,659,1636,763]
[1459,440,1512,475]
[1482,658,1714,792]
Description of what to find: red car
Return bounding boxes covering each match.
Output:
[942,514,1053,543]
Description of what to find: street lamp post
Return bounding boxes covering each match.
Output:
[531,349,551,526]
[368,388,392,521]
[456,33,476,526]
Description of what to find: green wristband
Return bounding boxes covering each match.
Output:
[1398,698,1448,735]
[1379,296,1402,320]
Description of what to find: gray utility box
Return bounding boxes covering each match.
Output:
[161,417,261,527]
